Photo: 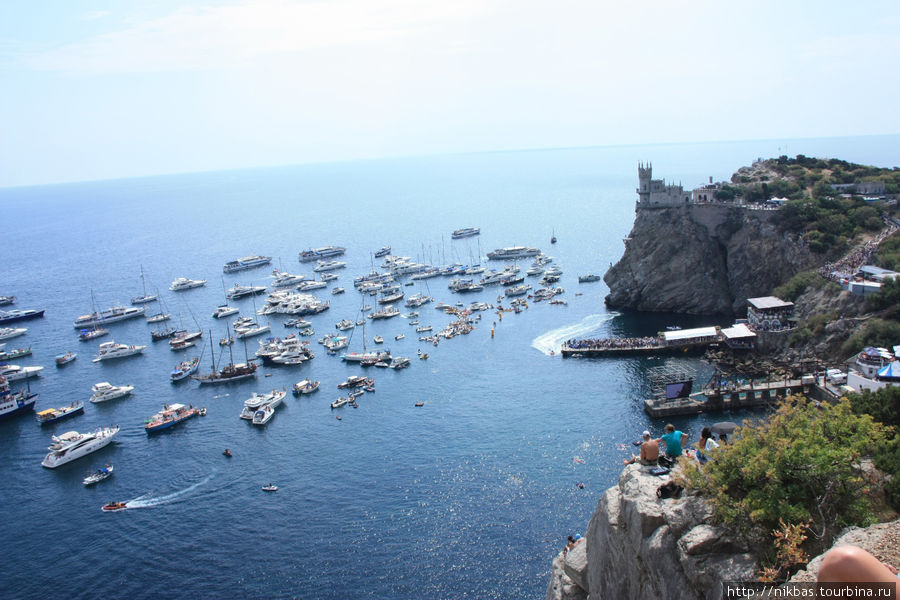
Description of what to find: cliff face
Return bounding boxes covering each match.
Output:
[604,205,820,315]
[546,465,757,600]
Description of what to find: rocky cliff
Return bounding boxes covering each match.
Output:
[546,464,757,600]
[604,204,821,315]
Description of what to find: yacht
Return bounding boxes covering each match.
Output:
[0,364,43,381]
[145,403,201,433]
[0,327,27,340]
[227,284,267,299]
[526,265,544,276]
[324,336,349,352]
[448,278,484,293]
[486,246,541,260]
[373,335,384,344]
[335,319,355,331]
[89,382,134,403]
[292,379,320,395]
[72,305,145,329]
[41,426,120,468]
[378,289,404,304]
[0,375,38,420]
[212,304,240,319]
[169,277,207,291]
[505,284,532,297]
[0,308,45,324]
[235,323,271,339]
[252,404,275,425]
[92,341,146,362]
[78,326,108,341]
[341,350,391,363]
[223,255,272,273]
[36,401,85,425]
[388,356,411,369]
[1,347,32,361]
[374,246,391,258]
[0,296,15,305]
[331,287,345,295]
[313,260,347,272]
[465,265,485,275]
[578,274,602,283]
[270,270,305,288]
[299,246,346,262]
[320,272,339,282]
[369,306,400,320]
[171,357,201,382]
[405,294,432,308]
[451,227,480,239]
[296,280,328,292]
[394,334,405,341]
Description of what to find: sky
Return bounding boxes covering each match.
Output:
[1,0,899,187]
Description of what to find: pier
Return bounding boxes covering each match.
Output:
[561,326,720,358]
[643,377,817,417]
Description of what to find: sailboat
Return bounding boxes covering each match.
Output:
[341,303,391,363]
[149,291,177,341]
[551,229,557,244]
[131,265,158,305]
[192,327,257,384]
[233,294,269,339]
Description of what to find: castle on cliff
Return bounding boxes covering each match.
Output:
[637,162,691,207]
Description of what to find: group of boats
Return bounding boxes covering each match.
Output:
[239,388,286,425]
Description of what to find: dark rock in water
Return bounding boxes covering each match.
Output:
[604,205,821,315]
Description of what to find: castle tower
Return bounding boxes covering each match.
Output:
[637,162,652,204]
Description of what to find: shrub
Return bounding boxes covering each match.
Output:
[682,397,887,566]
[774,270,826,302]
[840,319,900,356]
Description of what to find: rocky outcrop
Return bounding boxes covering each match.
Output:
[790,519,900,585]
[547,464,757,600]
[604,204,822,315]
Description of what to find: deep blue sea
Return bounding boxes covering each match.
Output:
[1,136,897,600]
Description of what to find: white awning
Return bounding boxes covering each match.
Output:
[747,296,793,310]
[663,326,718,342]
[721,323,756,339]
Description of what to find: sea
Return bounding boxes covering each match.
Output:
[1,135,897,600]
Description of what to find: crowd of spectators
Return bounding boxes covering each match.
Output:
[564,336,662,350]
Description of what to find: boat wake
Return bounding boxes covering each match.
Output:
[125,471,217,509]
[530,313,618,356]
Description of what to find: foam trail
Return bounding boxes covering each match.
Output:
[531,313,618,355]
[126,471,216,509]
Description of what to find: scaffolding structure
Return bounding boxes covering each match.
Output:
[647,365,697,398]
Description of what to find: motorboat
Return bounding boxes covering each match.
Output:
[227,284,267,299]
[526,265,544,276]
[292,379,320,395]
[72,305,145,329]
[0,346,32,361]
[146,311,171,323]
[578,274,602,283]
[171,357,201,382]
[296,280,328,292]
[320,272,339,282]
[284,318,312,329]
[335,319,355,331]
[330,396,351,409]
[92,341,146,362]
[324,336,349,352]
[0,296,15,305]
[223,255,272,273]
[378,290,404,304]
[169,277,207,291]
[252,404,275,425]
[212,304,240,319]
[415,325,432,333]
[0,327,27,340]
[235,323,271,339]
[394,334,405,341]
[331,287,345,295]
[0,364,44,381]
[270,269,306,288]
[505,284,532,297]
[373,335,384,344]
[78,327,108,341]
[261,484,278,492]
[83,464,114,485]
[0,375,38,420]
[36,401,84,425]
[341,350,391,363]
[486,246,541,260]
[374,246,391,258]
[41,426,120,468]
[388,356,411,370]
[0,308,45,324]
[405,293,432,308]
[101,501,128,512]
[89,382,134,403]
[448,278,484,293]
[369,306,400,320]
[145,403,201,433]
[451,227,480,239]
[313,260,347,273]
[299,246,346,262]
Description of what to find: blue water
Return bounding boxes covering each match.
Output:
[1,136,897,599]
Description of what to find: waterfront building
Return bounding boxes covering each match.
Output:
[637,163,691,207]
[746,296,794,332]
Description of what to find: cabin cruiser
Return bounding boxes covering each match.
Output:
[388,356,411,369]
[451,227,480,239]
[331,287,345,295]
[235,323,270,339]
[0,308,45,324]
[41,426,120,468]
[448,278,484,293]
[212,304,240,319]
[227,284,267,299]
[270,269,306,288]
[465,265,485,275]
[169,277,207,291]
[379,289,404,304]
[223,255,272,273]
[373,335,384,344]
[313,260,347,272]
[578,274,601,283]
[374,246,391,258]
[92,341,146,362]
[0,296,15,305]
[293,379,320,395]
[486,246,541,260]
[324,336,349,352]
[410,268,441,280]
[369,306,400,320]
[505,284,532,297]
[299,246,346,262]
[335,319,355,331]
[145,403,201,433]
[330,396,351,409]
[1,346,33,361]
[296,280,328,292]
[78,327,108,341]
[405,294,432,308]
[0,327,27,340]
[0,364,43,381]
[394,334,405,341]
[90,382,134,403]
[36,401,83,425]
[72,305,145,329]
[320,272,339,282]
[171,357,201,381]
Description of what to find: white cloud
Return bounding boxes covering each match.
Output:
[25,0,486,74]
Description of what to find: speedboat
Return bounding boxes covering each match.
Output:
[41,426,120,468]
[0,327,27,340]
[89,382,134,403]
[93,341,146,362]
[145,403,201,433]
[252,404,275,425]
[72,305,145,328]
[83,464,114,485]
[212,305,240,319]
[36,401,84,425]
[262,484,278,492]
[101,501,128,512]
[292,379,320,395]
[0,309,45,324]
[170,357,201,381]
[0,364,43,381]
[223,255,272,273]
[55,352,77,366]
[169,277,207,291]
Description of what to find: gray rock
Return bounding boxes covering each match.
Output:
[563,538,589,593]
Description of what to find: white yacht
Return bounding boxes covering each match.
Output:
[369,305,400,320]
[0,364,43,381]
[388,356,411,369]
[299,246,346,262]
[223,255,272,273]
[296,280,328,292]
[234,323,270,339]
[212,304,239,319]
[0,327,27,340]
[313,260,347,272]
[227,284,267,299]
[41,426,120,468]
[89,382,134,403]
[293,379,320,395]
[92,341,146,362]
[72,305,145,329]
[335,319,355,331]
[169,277,207,291]
[252,404,275,425]
[486,246,541,260]
[270,270,306,288]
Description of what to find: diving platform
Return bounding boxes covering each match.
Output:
[643,376,816,418]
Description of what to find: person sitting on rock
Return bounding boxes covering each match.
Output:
[624,430,660,465]
[658,424,688,461]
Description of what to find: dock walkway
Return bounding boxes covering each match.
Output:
[644,378,814,417]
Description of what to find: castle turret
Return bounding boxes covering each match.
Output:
[637,162,652,204]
